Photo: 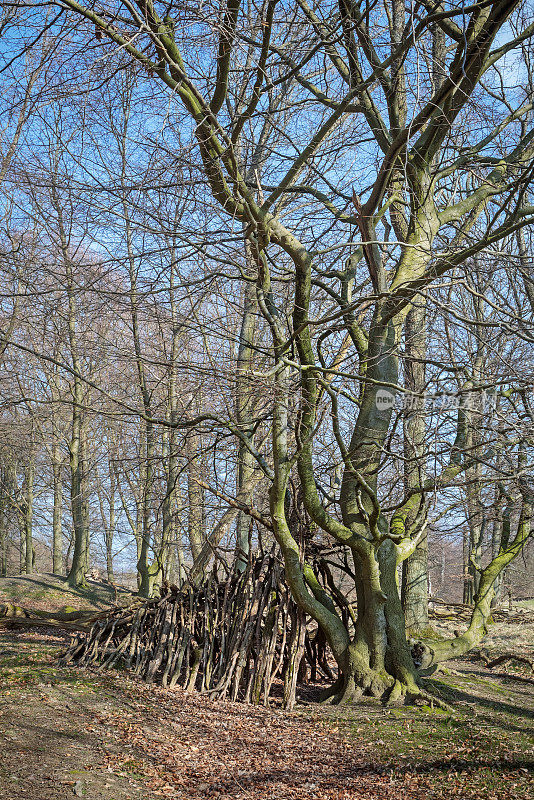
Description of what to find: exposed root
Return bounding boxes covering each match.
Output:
[384,674,455,713]
[482,653,534,671]
[339,677,363,705]
[414,688,456,714]
[318,677,344,704]
[386,679,406,705]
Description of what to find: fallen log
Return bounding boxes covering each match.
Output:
[0,603,131,632]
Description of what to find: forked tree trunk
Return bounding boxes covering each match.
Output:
[323,541,420,704]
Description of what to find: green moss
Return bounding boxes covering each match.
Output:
[412,625,447,640]
[418,704,449,714]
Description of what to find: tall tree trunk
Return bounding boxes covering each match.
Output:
[105,455,116,584]
[19,526,25,574]
[67,405,88,586]
[401,300,428,632]
[161,251,185,586]
[0,466,6,577]
[162,429,185,585]
[112,99,159,597]
[52,438,63,574]
[463,526,472,604]
[136,420,157,597]
[462,396,485,606]
[24,451,34,575]
[490,484,507,607]
[51,177,89,588]
[401,22,445,631]
[235,275,257,571]
[186,430,205,562]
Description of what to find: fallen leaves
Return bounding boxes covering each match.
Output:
[1,628,533,800]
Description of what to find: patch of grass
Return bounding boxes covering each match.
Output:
[298,667,533,799]
[0,572,134,615]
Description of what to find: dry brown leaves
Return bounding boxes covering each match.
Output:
[94,680,529,800]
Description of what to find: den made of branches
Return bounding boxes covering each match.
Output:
[61,550,340,710]
[60,471,530,711]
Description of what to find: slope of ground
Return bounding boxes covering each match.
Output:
[0,573,133,614]
[0,626,532,800]
[430,603,534,661]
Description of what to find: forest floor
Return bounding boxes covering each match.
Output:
[0,573,134,613]
[0,619,532,800]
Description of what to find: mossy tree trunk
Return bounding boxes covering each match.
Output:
[400,300,428,634]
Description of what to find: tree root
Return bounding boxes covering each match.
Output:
[414,688,456,714]
[386,679,406,705]
[482,653,533,671]
[385,677,456,713]
[318,677,344,704]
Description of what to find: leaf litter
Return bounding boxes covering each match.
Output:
[0,627,532,800]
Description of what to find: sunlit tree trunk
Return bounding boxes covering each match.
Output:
[48,176,90,588]
[100,454,116,584]
[51,418,63,575]
[0,465,7,577]
[162,256,186,585]
[185,429,205,563]
[24,443,34,575]
[401,19,445,632]
[401,300,428,633]
[235,279,257,571]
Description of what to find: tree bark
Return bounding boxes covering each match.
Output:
[401,300,428,633]
[0,466,6,577]
[186,430,205,563]
[52,430,63,575]
[235,276,257,572]
[24,452,34,575]
[50,178,90,589]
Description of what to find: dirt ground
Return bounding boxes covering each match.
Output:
[0,622,532,800]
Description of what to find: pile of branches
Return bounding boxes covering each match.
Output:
[60,551,335,709]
